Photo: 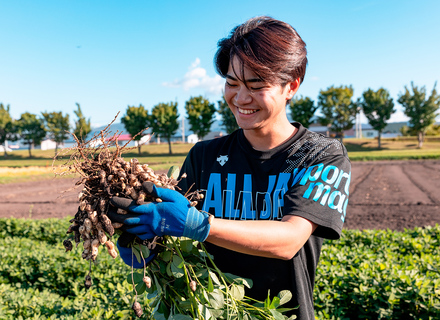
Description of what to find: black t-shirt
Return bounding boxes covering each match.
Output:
[178,123,351,320]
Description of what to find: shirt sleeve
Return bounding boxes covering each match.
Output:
[283,154,351,240]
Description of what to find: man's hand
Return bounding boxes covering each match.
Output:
[116,232,156,269]
[108,182,210,242]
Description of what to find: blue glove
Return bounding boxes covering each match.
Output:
[108,182,211,242]
[117,232,156,269]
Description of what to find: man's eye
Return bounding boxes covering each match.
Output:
[226,82,237,87]
[250,86,265,91]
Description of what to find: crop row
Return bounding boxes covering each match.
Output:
[0,218,439,319]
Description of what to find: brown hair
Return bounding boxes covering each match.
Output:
[215,16,307,86]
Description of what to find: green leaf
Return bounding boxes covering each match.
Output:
[207,272,214,292]
[166,261,173,277]
[138,244,150,259]
[209,271,221,286]
[172,254,184,268]
[153,312,166,320]
[269,308,285,320]
[198,304,213,320]
[170,255,185,278]
[153,274,163,296]
[179,239,193,253]
[264,291,271,309]
[171,314,193,320]
[135,281,146,295]
[167,165,180,179]
[269,296,280,309]
[133,272,144,283]
[121,295,129,304]
[195,267,209,279]
[132,247,141,263]
[161,250,172,262]
[224,273,253,288]
[208,289,225,309]
[230,284,245,301]
[209,308,224,319]
[278,290,292,305]
[171,263,184,278]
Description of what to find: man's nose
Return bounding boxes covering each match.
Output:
[234,86,252,105]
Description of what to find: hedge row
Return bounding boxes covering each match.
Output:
[0,218,439,319]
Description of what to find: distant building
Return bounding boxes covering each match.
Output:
[0,145,12,152]
[187,134,198,143]
[41,139,64,150]
[307,121,408,139]
[28,117,415,152]
[382,122,408,137]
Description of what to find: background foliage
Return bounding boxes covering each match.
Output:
[0,218,438,319]
[185,95,216,140]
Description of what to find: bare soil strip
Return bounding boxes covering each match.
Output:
[0,160,439,230]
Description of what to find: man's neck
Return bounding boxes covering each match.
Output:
[244,123,297,151]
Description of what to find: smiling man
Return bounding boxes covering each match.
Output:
[109,16,351,320]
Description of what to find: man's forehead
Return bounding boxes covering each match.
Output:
[227,56,263,83]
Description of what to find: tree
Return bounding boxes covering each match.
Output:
[217,95,239,134]
[17,112,46,158]
[0,103,18,158]
[121,105,149,154]
[185,96,216,140]
[288,96,318,128]
[317,85,357,142]
[359,88,395,149]
[148,102,179,155]
[73,103,91,142]
[398,82,440,148]
[42,111,70,155]
[399,125,416,137]
[426,123,440,136]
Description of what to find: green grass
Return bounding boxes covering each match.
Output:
[0,143,194,184]
[344,137,440,161]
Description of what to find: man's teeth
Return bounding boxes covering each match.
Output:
[239,108,258,115]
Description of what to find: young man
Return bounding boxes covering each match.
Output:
[110,16,351,319]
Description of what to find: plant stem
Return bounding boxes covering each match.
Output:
[169,237,202,319]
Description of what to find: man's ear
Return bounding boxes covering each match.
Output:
[286,78,301,100]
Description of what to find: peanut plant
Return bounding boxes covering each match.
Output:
[54,115,294,319]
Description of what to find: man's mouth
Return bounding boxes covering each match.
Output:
[238,108,258,115]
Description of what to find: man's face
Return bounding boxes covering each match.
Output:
[224,56,294,134]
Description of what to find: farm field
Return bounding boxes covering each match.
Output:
[0,159,439,319]
[0,160,439,230]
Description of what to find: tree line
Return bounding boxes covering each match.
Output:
[1,82,439,158]
[0,103,91,158]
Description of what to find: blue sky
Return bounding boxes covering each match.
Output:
[1,0,439,128]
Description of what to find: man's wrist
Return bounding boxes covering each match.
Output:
[183,207,211,242]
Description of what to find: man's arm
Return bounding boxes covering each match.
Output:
[206,215,317,260]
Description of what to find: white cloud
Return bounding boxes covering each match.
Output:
[389,110,409,123]
[163,58,224,95]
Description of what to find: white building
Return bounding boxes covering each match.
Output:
[41,139,64,150]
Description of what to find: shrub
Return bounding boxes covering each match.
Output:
[315,226,440,319]
[0,218,439,319]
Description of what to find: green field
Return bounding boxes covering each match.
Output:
[0,138,439,184]
[344,137,440,161]
[0,143,193,184]
[0,218,438,319]
[1,138,439,318]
